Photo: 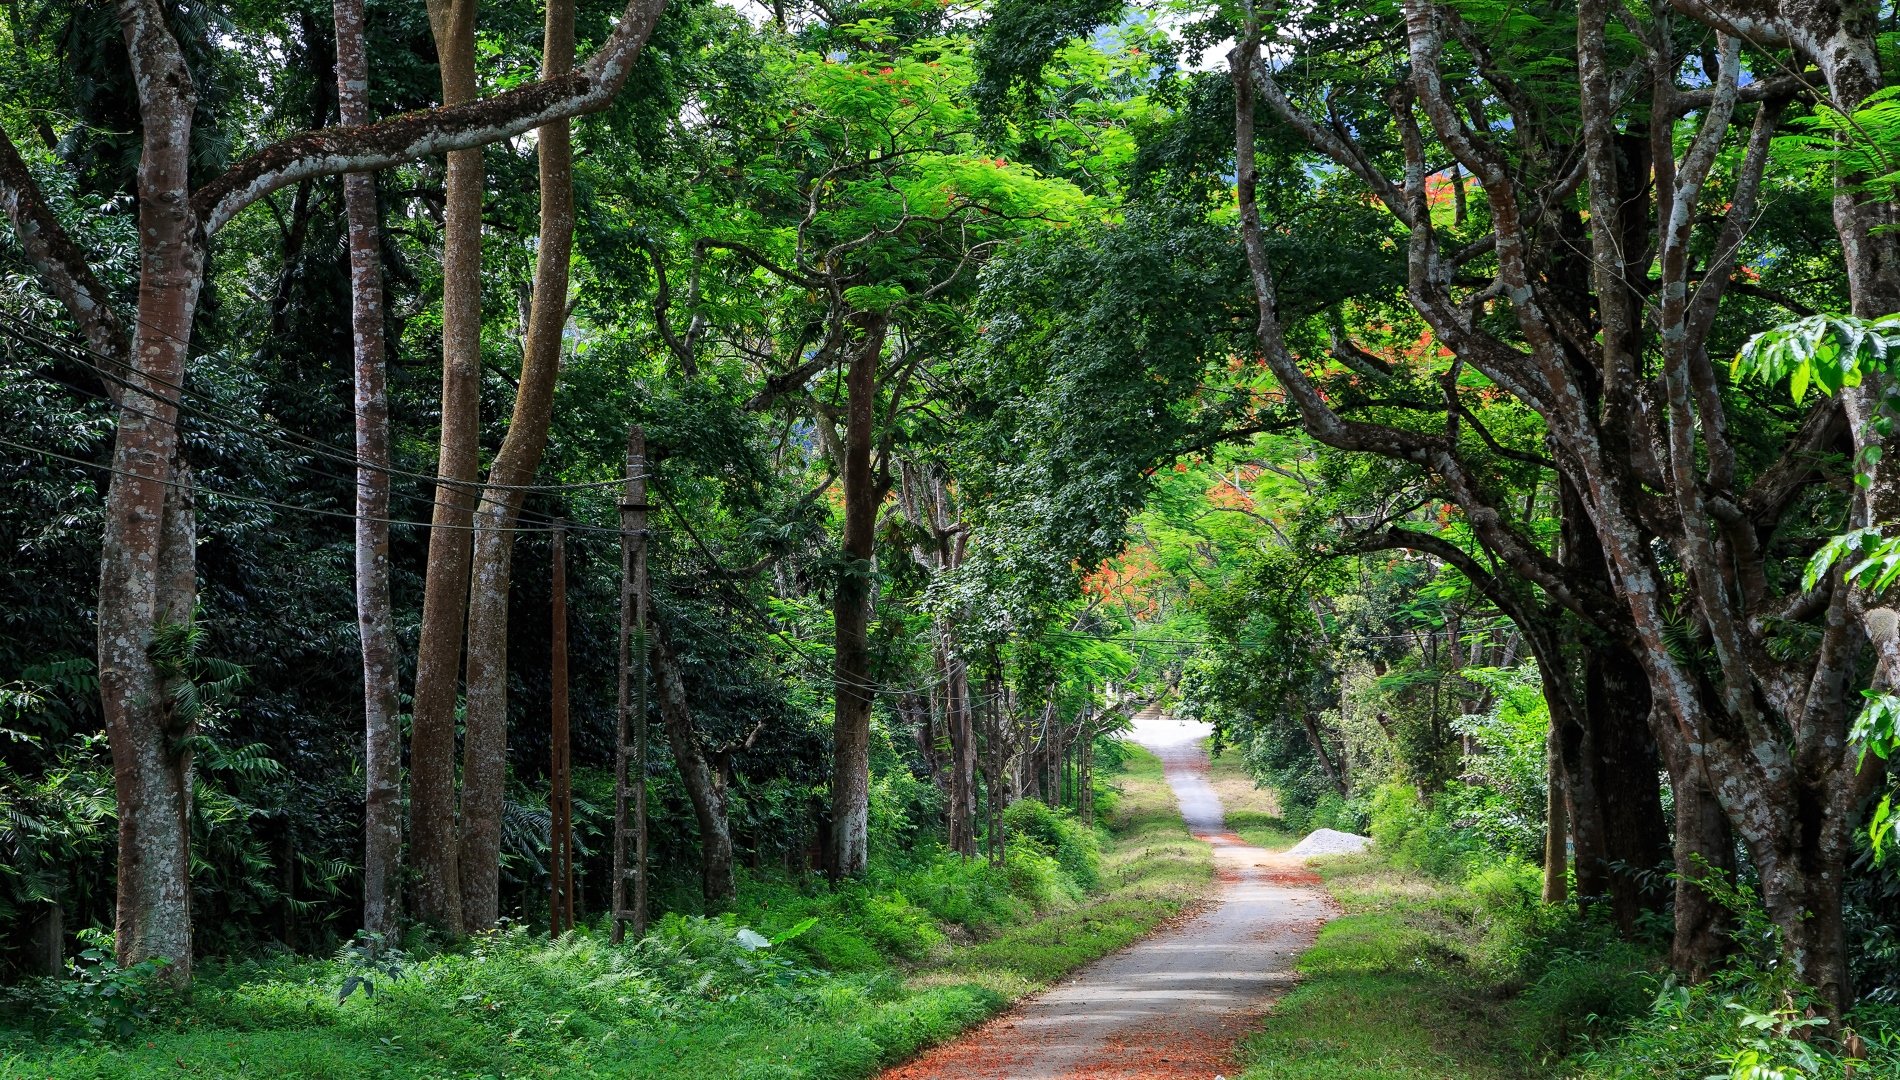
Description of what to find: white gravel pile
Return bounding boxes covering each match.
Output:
[1284,828,1372,857]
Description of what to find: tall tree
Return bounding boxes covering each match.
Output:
[334,0,402,946]
[407,0,481,936]
[459,0,580,934]
[1230,1,1874,1002]
[0,0,672,977]
[830,312,888,877]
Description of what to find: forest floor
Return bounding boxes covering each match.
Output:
[876,720,1334,1080]
[0,747,1213,1080]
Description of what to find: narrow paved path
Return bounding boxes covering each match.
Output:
[883,716,1334,1080]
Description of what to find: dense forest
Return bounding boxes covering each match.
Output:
[8,0,1900,1076]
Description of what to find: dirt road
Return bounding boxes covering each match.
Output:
[882,716,1334,1080]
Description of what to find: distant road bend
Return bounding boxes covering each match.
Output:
[883,713,1335,1080]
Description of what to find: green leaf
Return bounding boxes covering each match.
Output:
[768,916,819,946]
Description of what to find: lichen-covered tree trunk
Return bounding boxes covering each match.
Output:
[1664,741,1734,980]
[333,0,402,946]
[946,653,976,856]
[459,0,578,933]
[408,0,481,935]
[97,0,204,981]
[1542,708,1567,904]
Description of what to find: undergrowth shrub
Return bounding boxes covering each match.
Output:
[1002,800,1102,891]
[1368,783,1485,879]
[1566,867,1900,1079]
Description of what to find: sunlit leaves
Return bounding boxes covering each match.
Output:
[1732,314,1900,401]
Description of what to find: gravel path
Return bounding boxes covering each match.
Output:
[881,717,1335,1080]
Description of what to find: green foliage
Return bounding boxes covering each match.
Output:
[333,933,410,1005]
[1001,799,1102,891]
[0,748,1205,1078]
[971,0,1127,123]
[1236,852,1650,1080]
[1366,784,1487,881]
[1733,314,1900,403]
[4,928,177,1042]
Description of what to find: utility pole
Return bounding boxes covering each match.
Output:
[549,519,573,936]
[612,427,650,943]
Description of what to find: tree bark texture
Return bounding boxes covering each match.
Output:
[651,618,735,906]
[1543,708,1568,904]
[459,0,578,934]
[407,0,481,936]
[946,650,976,856]
[1667,741,1736,980]
[96,0,204,981]
[829,314,887,878]
[333,0,402,946]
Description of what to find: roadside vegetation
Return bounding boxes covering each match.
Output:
[0,747,1208,1080]
[1236,793,1900,1080]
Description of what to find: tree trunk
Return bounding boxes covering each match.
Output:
[0,0,673,981]
[1585,641,1672,934]
[829,314,886,878]
[458,0,577,933]
[107,456,198,979]
[946,651,976,856]
[1542,707,1567,903]
[1666,745,1734,980]
[1299,710,1348,797]
[651,618,735,907]
[408,0,481,936]
[333,0,402,947]
[1558,702,1609,908]
[97,3,205,979]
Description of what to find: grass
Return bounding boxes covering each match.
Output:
[0,746,1212,1080]
[936,744,1212,996]
[1234,853,1653,1080]
[1204,742,1299,851]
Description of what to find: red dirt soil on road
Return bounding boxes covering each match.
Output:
[879,716,1335,1080]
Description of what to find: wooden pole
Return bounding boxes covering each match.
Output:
[550,518,572,936]
[611,427,650,943]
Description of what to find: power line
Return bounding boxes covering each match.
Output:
[0,432,628,535]
[1,353,624,530]
[0,306,643,496]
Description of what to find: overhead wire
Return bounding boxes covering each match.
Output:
[0,346,635,531]
[0,303,640,495]
[4,273,1514,689]
[0,431,630,535]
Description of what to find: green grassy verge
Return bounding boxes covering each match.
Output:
[0,747,1211,1080]
[1235,853,1652,1080]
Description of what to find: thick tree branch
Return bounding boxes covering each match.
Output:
[191,0,669,235]
[0,126,131,387]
